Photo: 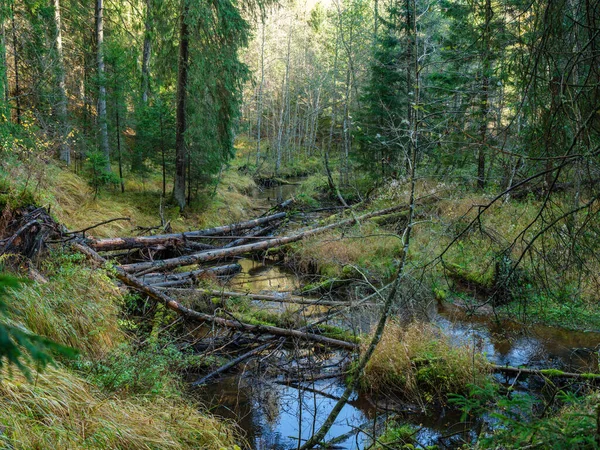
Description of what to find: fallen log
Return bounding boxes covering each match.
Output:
[223,224,276,248]
[143,264,242,287]
[191,341,279,386]
[87,211,288,252]
[121,203,410,274]
[160,288,377,307]
[73,242,358,351]
[491,364,600,380]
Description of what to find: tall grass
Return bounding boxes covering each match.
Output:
[0,366,237,450]
[362,321,490,404]
[5,253,123,359]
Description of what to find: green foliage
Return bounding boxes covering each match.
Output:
[84,151,121,197]
[452,384,600,449]
[372,422,417,449]
[75,341,207,398]
[0,274,75,379]
[356,3,408,181]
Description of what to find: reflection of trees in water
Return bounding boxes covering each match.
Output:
[254,381,282,425]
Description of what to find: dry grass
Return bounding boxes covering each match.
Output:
[293,222,403,279]
[363,321,490,403]
[0,152,259,238]
[6,258,123,359]
[0,366,238,450]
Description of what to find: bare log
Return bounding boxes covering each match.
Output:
[144,264,241,287]
[223,224,276,248]
[191,340,279,386]
[87,211,287,251]
[160,288,377,307]
[121,204,409,274]
[73,242,358,351]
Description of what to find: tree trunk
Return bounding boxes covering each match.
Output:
[255,14,265,167]
[73,242,358,351]
[1,10,9,118]
[87,211,288,251]
[96,0,110,171]
[143,264,241,287]
[174,0,189,211]
[115,104,125,193]
[161,288,376,308]
[477,0,492,190]
[10,4,21,125]
[159,110,166,196]
[141,0,152,104]
[275,19,292,176]
[53,0,70,165]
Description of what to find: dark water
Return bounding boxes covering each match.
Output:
[195,182,600,449]
[197,257,600,449]
[253,178,305,205]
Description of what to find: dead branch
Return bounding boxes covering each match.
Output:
[87,211,288,251]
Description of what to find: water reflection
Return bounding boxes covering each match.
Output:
[226,257,300,293]
[200,374,374,450]
[437,303,600,372]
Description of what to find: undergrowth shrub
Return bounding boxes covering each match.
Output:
[451,384,600,449]
[77,341,209,399]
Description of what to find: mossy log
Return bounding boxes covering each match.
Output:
[142,264,241,287]
[160,287,379,307]
[492,364,600,380]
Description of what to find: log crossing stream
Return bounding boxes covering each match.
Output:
[192,182,600,449]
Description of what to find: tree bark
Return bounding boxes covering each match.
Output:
[141,0,152,104]
[160,288,374,307]
[255,14,265,167]
[477,0,492,189]
[53,0,70,165]
[87,211,287,251]
[143,263,241,287]
[96,0,110,170]
[174,0,189,210]
[115,103,125,193]
[0,10,8,116]
[10,4,20,125]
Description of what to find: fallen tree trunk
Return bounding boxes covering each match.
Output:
[87,212,288,252]
[223,224,276,249]
[121,203,410,274]
[192,340,279,386]
[160,288,376,307]
[73,242,358,351]
[491,364,600,380]
[143,264,241,287]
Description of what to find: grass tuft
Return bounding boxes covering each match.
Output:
[362,321,490,404]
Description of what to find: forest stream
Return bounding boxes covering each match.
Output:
[193,183,600,449]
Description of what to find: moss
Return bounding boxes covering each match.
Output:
[316,324,361,344]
